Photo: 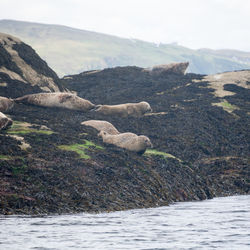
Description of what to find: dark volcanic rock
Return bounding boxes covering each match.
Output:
[63,67,250,162]
[0,38,249,215]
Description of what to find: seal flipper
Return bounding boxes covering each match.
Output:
[59,94,73,103]
[91,104,102,112]
[14,95,30,104]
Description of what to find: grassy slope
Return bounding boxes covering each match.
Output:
[0,19,250,77]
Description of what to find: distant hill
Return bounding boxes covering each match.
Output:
[0,19,250,77]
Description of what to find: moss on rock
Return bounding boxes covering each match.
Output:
[7,121,53,135]
[145,149,182,162]
[58,140,104,159]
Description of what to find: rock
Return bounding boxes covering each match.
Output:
[0,111,12,130]
[194,70,250,97]
[0,37,249,215]
[0,32,65,95]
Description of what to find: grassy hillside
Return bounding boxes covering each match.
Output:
[1,19,250,77]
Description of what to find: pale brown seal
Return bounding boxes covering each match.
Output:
[81,120,119,135]
[0,96,14,112]
[144,62,189,75]
[94,101,152,117]
[15,92,95,111]
[98,130,153,154]
[0,112,13,130]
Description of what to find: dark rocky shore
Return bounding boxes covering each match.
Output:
[0,33,249,215]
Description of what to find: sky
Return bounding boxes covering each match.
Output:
[1,0,250,51]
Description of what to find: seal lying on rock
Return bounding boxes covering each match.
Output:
[81,120,119,135]
[0,96,14,112]
[15,92,95,111]
[94,101,152,117]
[0,112,12,130]
[144,62,189,75]
[98,130,153,154]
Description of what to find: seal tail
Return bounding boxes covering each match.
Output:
[91,104,102,112]
[14,95,29,103]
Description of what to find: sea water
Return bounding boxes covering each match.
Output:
[0,195,249,250]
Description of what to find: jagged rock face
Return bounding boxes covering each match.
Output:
[144,62,189,75]
[0,33,64,96]
[0,111,12,130]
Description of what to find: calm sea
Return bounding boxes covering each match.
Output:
[0,195,249,249]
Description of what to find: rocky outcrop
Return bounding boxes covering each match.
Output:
[143,62,189,75]
[0,39,249,215]
[0,33,65,97]
[0,112,12,130]
[193,70,250,97]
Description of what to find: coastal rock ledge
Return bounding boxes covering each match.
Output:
[0,34,249,215]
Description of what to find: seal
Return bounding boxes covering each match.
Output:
[94,101,152,117]
[143,62,189,75]
[0,96,14,112]
[0,112,13,130]
[98,130,153,154]
[15,92,95,111]
[81,120,119,135]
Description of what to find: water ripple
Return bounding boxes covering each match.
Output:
[0,195,249,250]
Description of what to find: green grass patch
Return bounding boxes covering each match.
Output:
[0,155,12,160]
[58,140,104,159]
[212,100,239,113]
[79,132,88,136]
[58,144,91,159]
[84,140,104,150]
[7,121,53,135]
[145,149,182,162]
[0,155,25,161]
[12,164,27,175]
[7,129,53,135]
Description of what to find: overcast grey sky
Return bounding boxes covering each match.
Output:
[1,0,250,51]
